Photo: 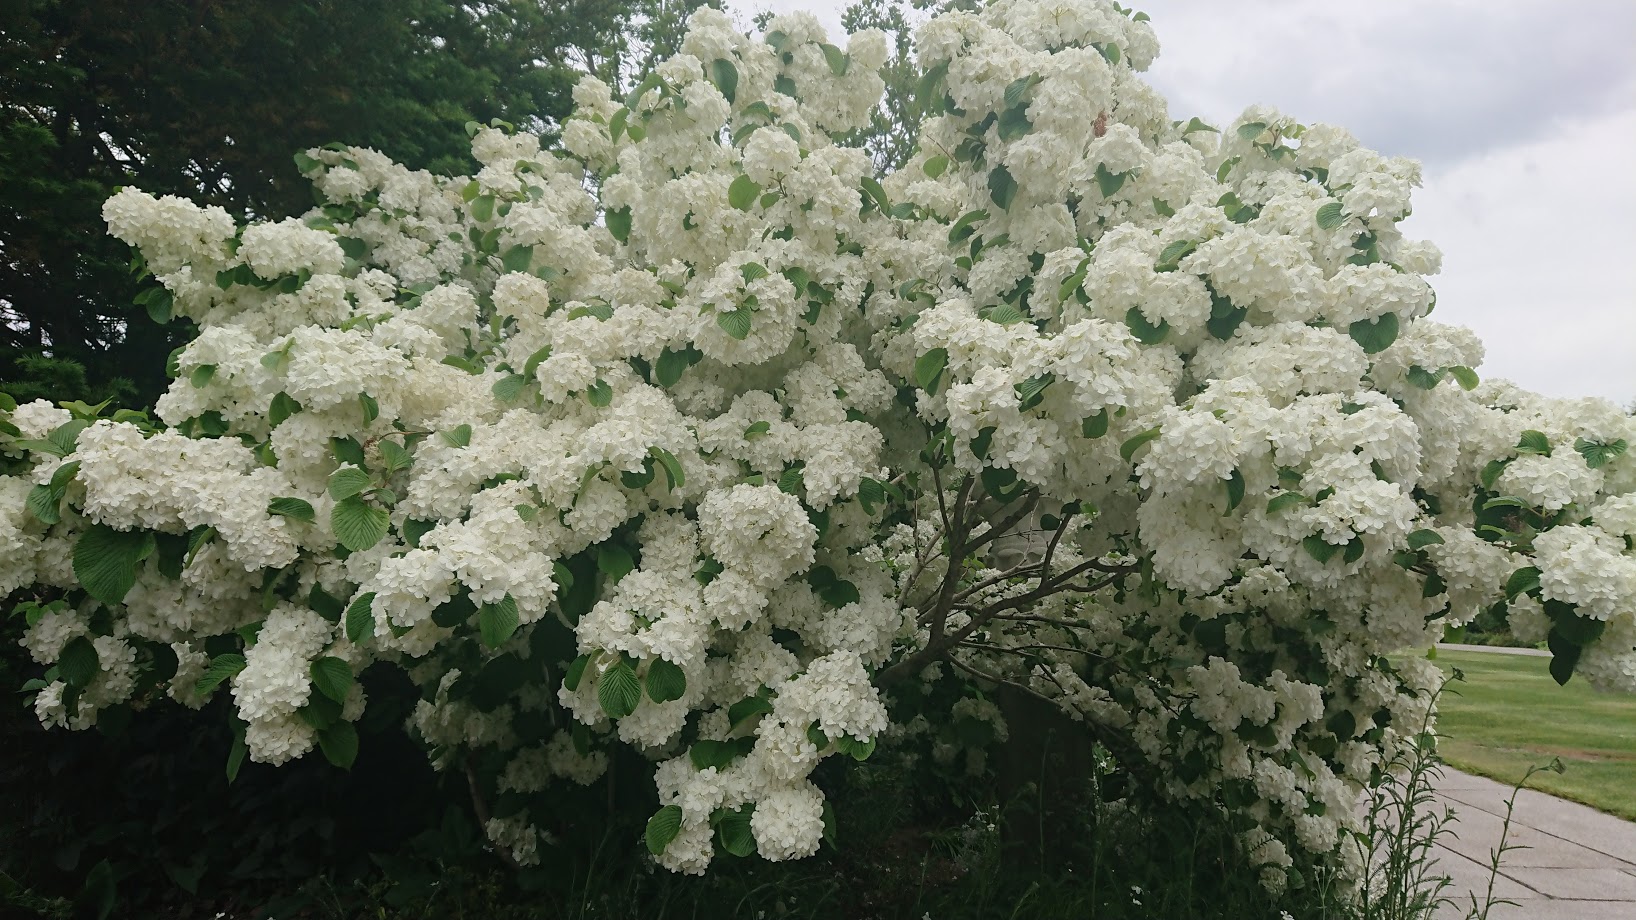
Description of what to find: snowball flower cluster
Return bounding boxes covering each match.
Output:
[2,0,1630,896]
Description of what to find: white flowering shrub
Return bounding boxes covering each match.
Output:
[3,0,1632,892]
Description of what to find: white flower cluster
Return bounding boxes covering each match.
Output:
[2,0,1630,892]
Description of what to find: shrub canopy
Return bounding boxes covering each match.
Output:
[3,0,1632,889]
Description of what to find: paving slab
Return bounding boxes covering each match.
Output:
[1426,769,1636,920]
[1437,802,1629,868]
[1428,848,1536,900]
[1490,866,1636,901]
[1436,899,1636,920]
[1434,772,1636,865]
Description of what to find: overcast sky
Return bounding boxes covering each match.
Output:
[727,0,1636,404]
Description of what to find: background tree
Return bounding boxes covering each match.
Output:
[0,0,631,406]
[579,1,723,93]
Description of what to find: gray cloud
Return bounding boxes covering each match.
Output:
[1142,0,1636,168]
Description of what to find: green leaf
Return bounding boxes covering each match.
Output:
[1261,492,1305,519]
[819,43,848,75]
[1119,427,1161,462]
[646,805,684,855]
[586,379,613,407]
[1550,602,1606,646]
[1480,458,1510,491]
[268,497,316,523]
[997,104,1032,142]
[1181,116,1217,135]
[777,465,804,495]
[442,424,472,448]
[195,653,247,695]
[948,209,988,243]
[26,483,62,525]
[331,496,389,552]
[917,60,948,107]
[914,348,949,393]
[1406,529,1444,550]
[1124,306,1170,345]
[1302,535,1340,564]
[358,393,379,424]
[1094,164,1127,199]
[378,440,413,475]
[860,176,890,213]
[1223,469,1245,513]
[1547,629,1581,686]
[717,805,756,857]
[656,347,698,388]
[1082,409,1109,439]
[1406,365,1443,390]
[564,654,591,692]
[729,174,762,211]
[690,738,749,771]
[479,596,520,648]
[598,661,642,719]
[58,636,100,687]
[607,206,632,243]
[470,194,496,222]
[338,593,374,643]
[729,694,775,731]
[740,261,769,284]
[310,657,353,704]
[717,308,753,340]
[985,304,1026,326]
[598,544,636,583]
[1574,437,1626,470]
[710,58,740,104]
[226,730,247,783]
[319,721,359,770]
[1236,121,1267,140]
[1154,239,1197,272]
[327,467,373,500]
[1003,75,1039,110]
[923,154,949,179]
[1504,567,1541,601]
[1344,535,1366,564]
[1516,430,1551,457]
[1315,201,1345,230]
[500,244,534,274]
[73,524,152,607]
[645,657,687,703]
[1207,295,1248,341]
[1014,373,1054,410]
[834,734,876,762]
[743,421,771,440]
[190,364,216,388]
[1059,262,1089,301]
[1347,313,1399,355]
[269,392,302,428]
[987,166,1018,210]
[1448,366,1480,391]
[815,574,860,609]
[650,446,685,491]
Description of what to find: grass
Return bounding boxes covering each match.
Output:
[1428,648,1636,821]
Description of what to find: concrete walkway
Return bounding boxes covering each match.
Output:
[1436,643,1549,658]
[1431,769,1636,919]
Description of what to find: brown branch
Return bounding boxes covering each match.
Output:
[961,490,1041,556]
[466,755,519,870]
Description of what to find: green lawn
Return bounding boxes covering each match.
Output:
[1428,648,1636,821]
